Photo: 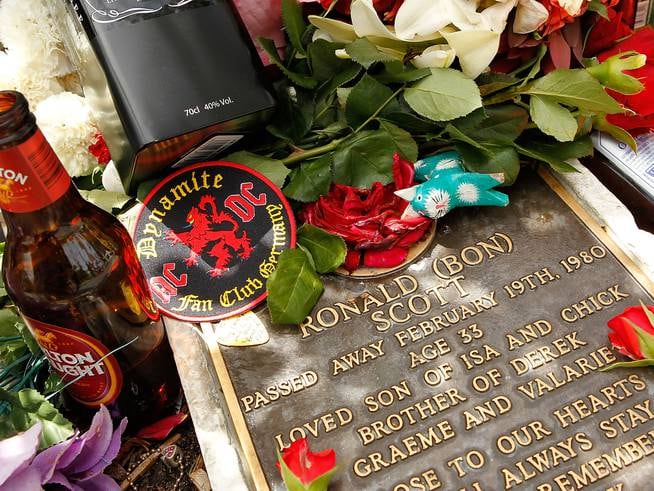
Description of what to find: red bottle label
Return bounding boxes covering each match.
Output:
[23,315,124,407]
[0,130,71,213]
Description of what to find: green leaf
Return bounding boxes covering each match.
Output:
[375,63,431,84]
[454,141,521,185]
[282,0,307,55]
[601,359,654,371]
[308,40,355,82]
[594,116,638,152]
[519,44,547,87]
[587,0,609,18]
[453,105,529,144]
[267,249,324,324]
[404,68,482,122]
[225,151,291,188]
[640,301,654,329]
[382,99,438,133]
[297,224,346,273]
[43,372,65,395]
[15,319,39,356]
[332,130,395,187]
[258,37,317,89]
[344,38,398,68]
[525,69,622,113]
[345,75,397,129]
[514,135,593,173]
[632,322,654,359]
[78,190,132,214]
[476,72,520,96]
[0,309,27,365]
[267,85,315,143]
[530,95,578,142]
[0,388,74,449]
[378,120,418,161]
[283,154,333,202]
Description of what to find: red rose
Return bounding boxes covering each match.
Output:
[277,438,336,490]
[301,154,431,271]
[607,304,654,360]
[598,27,654,135]
[319,0,403,20]
[584,0,632,57]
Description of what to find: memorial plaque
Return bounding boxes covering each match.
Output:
[205,169,654,490]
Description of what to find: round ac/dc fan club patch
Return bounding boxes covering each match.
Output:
[133,162,296,322]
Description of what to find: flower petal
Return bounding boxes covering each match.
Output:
[441,30,501,78]
[363,246,409,268]
[136,412,187,441]
[608,316,643,359]
[76,417,127,481]
[514,0,548,34]
[63,406,113,474]
[394,0,451,40]
[0,422,41,486]
[31,433,77,483]
[78,472,121,491]
[280,438,336,485]
[308,15,358,43]
[351,0,401,40]
[411,44,456,68]
[0,466,43,491]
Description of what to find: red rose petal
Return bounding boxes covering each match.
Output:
[279,438,336,485]
[344,249,361,272]
[363,246,409,268]
[136,412,188,440]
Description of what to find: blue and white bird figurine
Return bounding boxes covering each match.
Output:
[413,150,465,181]
[395,151,510,220]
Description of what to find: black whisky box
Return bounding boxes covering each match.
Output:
[57,0,275,193]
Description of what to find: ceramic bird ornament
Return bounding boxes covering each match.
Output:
[395,151,510,220]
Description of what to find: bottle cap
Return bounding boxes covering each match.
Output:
[133,161,295,321]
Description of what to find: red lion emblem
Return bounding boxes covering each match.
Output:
[165,195,253,278]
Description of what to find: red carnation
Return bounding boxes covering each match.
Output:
[88,133,111,165]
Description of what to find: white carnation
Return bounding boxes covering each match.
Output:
[0,0,74,79]
[34,93,99,177]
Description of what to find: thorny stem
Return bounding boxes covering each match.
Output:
[281,138,344,166]
[280,86,406,167]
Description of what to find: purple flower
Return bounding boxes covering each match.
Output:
[0,405,127,490]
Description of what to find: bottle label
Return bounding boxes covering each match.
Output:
[23,315,124,407]
[0,130,71,213]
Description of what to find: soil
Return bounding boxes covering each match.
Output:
[106,417,205,490]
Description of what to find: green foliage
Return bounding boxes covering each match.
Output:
[297,225,346,274]
[283,155,332,203]
[529,95,578,142]
[332,130,396,187]
[514,135,593,173]
[345,38,398,68]
[524,69,623,114]
[345,75,397,129]
[0,388,74,449]
[404,68,483,122]
[225,151,291,188]
[282,0,307,55]
[266,249,324,324]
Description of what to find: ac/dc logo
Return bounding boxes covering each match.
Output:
[133,162,296,321]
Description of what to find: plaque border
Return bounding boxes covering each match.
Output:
[204,168,654,491]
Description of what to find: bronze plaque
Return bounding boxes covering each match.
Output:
[207,170,654,490]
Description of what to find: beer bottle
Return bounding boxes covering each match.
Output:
[0,90,181,427]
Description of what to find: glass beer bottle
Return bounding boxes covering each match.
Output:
[0,90,181,427]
